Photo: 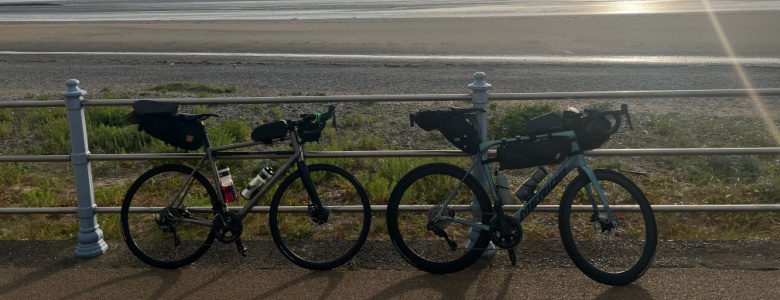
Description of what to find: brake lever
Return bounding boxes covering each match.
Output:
[620,104,633,130]
[331,110,337,130]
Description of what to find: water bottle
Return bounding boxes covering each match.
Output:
[515,167,548,201]
[495,170,514,205]
[241,166,274,199]
[218,165,237,203]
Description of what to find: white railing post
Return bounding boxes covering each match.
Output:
[468,71,492,186]
[62,79,108,258]
[467,72,495,256]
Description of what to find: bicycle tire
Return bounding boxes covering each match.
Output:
[386,163,492,274]
[121,164,218,269]
[269,164,371,270]
[559,169,657,286]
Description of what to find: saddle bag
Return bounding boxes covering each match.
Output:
[412,109,482,155]
[136,113,206,150]
[126,100,206,151]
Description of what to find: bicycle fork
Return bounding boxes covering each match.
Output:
[582,168,619,239]
[297,161,331,225]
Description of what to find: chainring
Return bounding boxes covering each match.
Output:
[489,215,523,249]
[212,212,243,243]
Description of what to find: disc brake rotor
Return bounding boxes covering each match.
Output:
[429,205,456,229]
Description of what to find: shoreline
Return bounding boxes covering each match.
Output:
[0,9,777,23]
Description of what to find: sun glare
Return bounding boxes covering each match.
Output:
[701,0,780,145]
[605,0,665,14]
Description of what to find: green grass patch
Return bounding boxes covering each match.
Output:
[148,82,237,94]
[1,96,779,241]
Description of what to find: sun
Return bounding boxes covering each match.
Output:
[605,0,664,15]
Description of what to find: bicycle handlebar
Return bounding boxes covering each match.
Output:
[587,103,632,136]
[292,105,337,136]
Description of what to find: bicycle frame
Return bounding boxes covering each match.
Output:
[432,130,617,232]
[169,129,315,226]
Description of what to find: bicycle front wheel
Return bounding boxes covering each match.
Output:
[386,163,492,274]
[559,169,657,286]
[269,164,371,270]
[121,164,218,269]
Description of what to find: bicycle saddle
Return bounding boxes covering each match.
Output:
[132,100,179,115]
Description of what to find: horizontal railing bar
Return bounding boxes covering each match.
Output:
[3,147,780,163]
[590,148,780,156]
[2,204,779,214]
[0,155,70,162]
[79,88,780,106]
[3,89,778,109]
[79,94,473,106]
[489,88,780,101]
[0,100,66,108]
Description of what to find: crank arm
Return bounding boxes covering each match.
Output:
[235,238,247,257]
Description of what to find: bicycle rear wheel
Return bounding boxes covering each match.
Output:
[121,164,218,269]
[559,169,657,286]
[269,164,371,270]
[386,163,492,274]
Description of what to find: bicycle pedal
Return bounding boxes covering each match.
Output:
[235,240,248,257]
[508,249,517,266]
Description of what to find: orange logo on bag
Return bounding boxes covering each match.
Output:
[186,135,194,143]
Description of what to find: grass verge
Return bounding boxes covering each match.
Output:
[0,89,777,241]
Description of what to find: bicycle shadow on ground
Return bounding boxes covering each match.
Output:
[595,284,652,300]
[0,254,230,299]
[0,255,80,297]
[248,270,347,300]
[52,268,229,299]
[368,267,513,300]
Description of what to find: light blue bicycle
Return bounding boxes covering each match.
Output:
[386,104,657,286]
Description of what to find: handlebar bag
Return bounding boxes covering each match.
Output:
[251,120,288,144]
[562,111,612,150]
[135,113,206,150]
[297,121,323,142]
[413,110,481,155]
[496,138,569,169]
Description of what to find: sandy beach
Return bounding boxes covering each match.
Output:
[1,11,779,57]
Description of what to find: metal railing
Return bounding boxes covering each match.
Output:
[2,74,780,257]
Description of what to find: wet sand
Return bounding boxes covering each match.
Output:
[1,11,779,57]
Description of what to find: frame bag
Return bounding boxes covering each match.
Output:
[496,138,569,169]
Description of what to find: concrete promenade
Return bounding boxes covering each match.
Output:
[0,240,777,299]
